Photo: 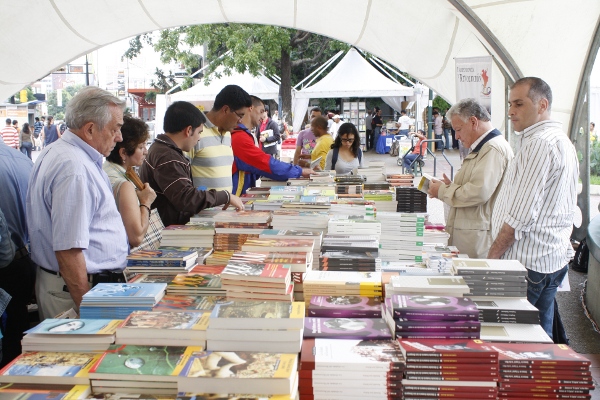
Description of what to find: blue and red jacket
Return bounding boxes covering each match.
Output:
[231,123,302,196]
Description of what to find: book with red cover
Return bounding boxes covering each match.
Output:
[221,261,291,284]
[498,382,594,392]
[308,295,382,318]
[298,369,403,381]
[398,339,498,359]
[406,363,499,372]
[491,343,592,367]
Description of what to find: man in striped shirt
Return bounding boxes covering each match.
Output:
[489,77,579,340]
[0,118,19,149]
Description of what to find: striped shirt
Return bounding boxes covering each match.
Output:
[0,126,19,149]
[491,120,578,273]
[26,131,128,274]
[189,116,233,192]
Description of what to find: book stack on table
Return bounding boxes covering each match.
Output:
[385,275,471,298]
[258,228,322,272]
[21,318,120,353]
[165,265,225,296]
[396,186,428,213]
[204,249,235,266]
[329,198,375,217]
[492,342,595,399]
[383,294,480,340]
[115,310,210,347]
[362,189,397,212]
[298,338,405,400]
[212,210,272,252]
[152,293,227,313]
[79,283,166,319]
[271,210,330,232]
[398,339,500,399]
[303,270,382,308]
[376,211,425,262]
[472,297,540,324]
[358,163,387,182]
[0,383,92,398]
[206,300,305,353]
[304,295,391,340]
[125,249,199,275]
[452,259,528,298]
[320,233,380,273]
[221,252,294,302]
[160,222,215,248]
[327,214,382,236]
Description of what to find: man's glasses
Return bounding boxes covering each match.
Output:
[341,138,354,143]
[231,109,245,121]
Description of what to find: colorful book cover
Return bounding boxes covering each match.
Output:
[221,261,290,282]
[304,317,391,340]
[242,239,314,251]
[209,301,304,329]
[162,223,215,233]
[24,319,120,336]
[308,296,382,318]
[491,343,592,366]
[128,274,175,284]
[118,310,209,332]
[0,383,91,399]
[0,352,100,384]
[127,249,197,261]
[387,295,479,320]
[82,283,166,301]
[153,295,228,312]
[168,273,222,289]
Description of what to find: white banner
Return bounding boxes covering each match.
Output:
[455,56,493,114]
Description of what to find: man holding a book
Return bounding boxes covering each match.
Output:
[231,96,313,195]
[488,77,578,340]
[428,98,513,259]
[27,87,130,320]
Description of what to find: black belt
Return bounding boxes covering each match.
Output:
[39,266,125,286]
[14,247,29,261]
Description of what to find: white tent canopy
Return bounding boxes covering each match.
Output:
[169,69,280,103]
[0,0,598,136]
[292,48,414,131]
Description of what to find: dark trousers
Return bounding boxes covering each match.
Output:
[0,255,36,368]
[366,129,374,150]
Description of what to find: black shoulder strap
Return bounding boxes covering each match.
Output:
[472,129,501,153]
[358,148,362,163]
[331,147,339,170]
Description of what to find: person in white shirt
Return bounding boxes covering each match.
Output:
[396,110,412,136]
[488,77,578,340]
[329,114,343,139]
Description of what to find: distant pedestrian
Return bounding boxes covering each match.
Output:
[0,118,18,149]
[40,116,61,147]
[33,117,43,150]
[19,123,33,159]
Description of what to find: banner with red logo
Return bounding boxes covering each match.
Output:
[455,56,493,114]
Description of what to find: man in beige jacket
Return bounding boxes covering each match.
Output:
[428,99,513,258]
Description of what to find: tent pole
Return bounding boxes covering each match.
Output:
[365,52,415,87]
[165,50,232,95]
[293,51,344,90]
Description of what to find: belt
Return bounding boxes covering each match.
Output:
[39,266,125,286]
[14,247,29,261]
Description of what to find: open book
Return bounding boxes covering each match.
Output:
[417,173,435,194]
[311,156,323,169]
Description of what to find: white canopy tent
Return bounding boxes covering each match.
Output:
[292,48,414,132]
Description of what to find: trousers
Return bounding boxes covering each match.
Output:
[526,264,569,340]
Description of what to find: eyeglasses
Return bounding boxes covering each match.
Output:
[341,138,354,143]
[230,109,245,121]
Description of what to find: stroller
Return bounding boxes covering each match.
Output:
[398,136,425,175]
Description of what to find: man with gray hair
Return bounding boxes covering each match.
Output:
[428,98,513,258]
[27,86,129,319]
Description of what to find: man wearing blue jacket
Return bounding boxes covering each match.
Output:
[232,96,313,195]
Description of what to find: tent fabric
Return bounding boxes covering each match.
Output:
[169,70,280,103]
[0,0,598,135]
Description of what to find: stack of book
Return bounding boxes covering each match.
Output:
[492,343,594,399]
[88,344,192,395]
[303,271,382,306]
[160,223,215,248]
[396,186,428,213]
[0,351,102,387]
[206,300,305,352]
[221,254,293,302]
[422,226,451,246]
[177,349,299,396]
[250,198,286,211]
[308,295,382,318]
[327,215,382,236]
[358,162,386,181]
[335,183,363,198]
[242,238,314,260]
[115,310,210,347]
[329,199,376,217]
[472,297,540,324]
[258,229,322,271]
[383,294,480,340]
[386,173,414,187]
[126,249,199,275]
[363,182,391,190]
[385,275,470,298]
[212,210,272,252]
[480,321,553,343]
[21,318,120,353]
[271,210,330,232]
[0,383,92,398]
[319,250,380,272]
[79,283,166,319]
[298,338,405,399]
[204,250,235,266]
[268,185,304,202]
[363,189,397,212]
[452,259,528,298]
[398,339,500,398]
[166,265,225,296]
[376,211,425,262]
[153,294,227,313]
[280,196,332,212]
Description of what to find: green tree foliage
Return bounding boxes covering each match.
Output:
[433,95,451,113]
[124,25,348,121]
[46,84,84,120]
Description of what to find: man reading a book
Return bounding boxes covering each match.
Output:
[27,87,130,320]
[488,77,578,340]
[139,101,244,227]
[427,98,513,259]
[231,96,313,195]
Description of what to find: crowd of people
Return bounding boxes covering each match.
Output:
[0,76,580,368]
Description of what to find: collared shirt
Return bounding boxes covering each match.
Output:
[0,126,19,149]
[491,120,578,273]
[26,130,128,274]
[188,114,233,192]
[469,128,494,151]
[0,142,33,250]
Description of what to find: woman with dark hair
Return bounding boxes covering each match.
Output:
[324,122,363,175]
[103,116,156,248]
[40,115,60,147]
[19,122,33,159]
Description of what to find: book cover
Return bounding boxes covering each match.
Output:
[127,249,198,261]
[242,239,314,252]
[308,296,382,318]
[168,273,222,289]
[480,323,553,343]
[0,383,91,399]
[24,319,120,337]
[398,339,498,359]
[117,311,209,337]
[221,262,291,283]
[491,343,592,367]
[128,274,175,284]
[153,295,228,312]
[82,283,166,303]
[387,295,479,320]
[393,319,480,332]
[208,301,305,330]
[304,317,392,340]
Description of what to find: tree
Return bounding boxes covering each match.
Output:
[433,96,451,113]
[124,25,348,121]
[46,84,84,120]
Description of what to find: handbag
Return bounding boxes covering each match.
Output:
[131,208,164,252]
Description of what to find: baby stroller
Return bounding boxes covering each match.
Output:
[398,136,425,176]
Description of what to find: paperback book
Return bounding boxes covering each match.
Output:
[303,317,392,340]
[208,300,305,330]
[308,295,382,318]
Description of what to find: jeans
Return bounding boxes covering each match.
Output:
[403,153,419,172]
[20,142,32,159]
[373,127,382,148]
[366,129,374,150]
[443,129,451,149]
[526,264,568,340]
[399,129,409,137]
[434,134,443,150]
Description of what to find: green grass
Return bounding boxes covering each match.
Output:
[590,175,600,185]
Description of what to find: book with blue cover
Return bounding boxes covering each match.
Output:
[126,249,198,266]
[81,283,166,305]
